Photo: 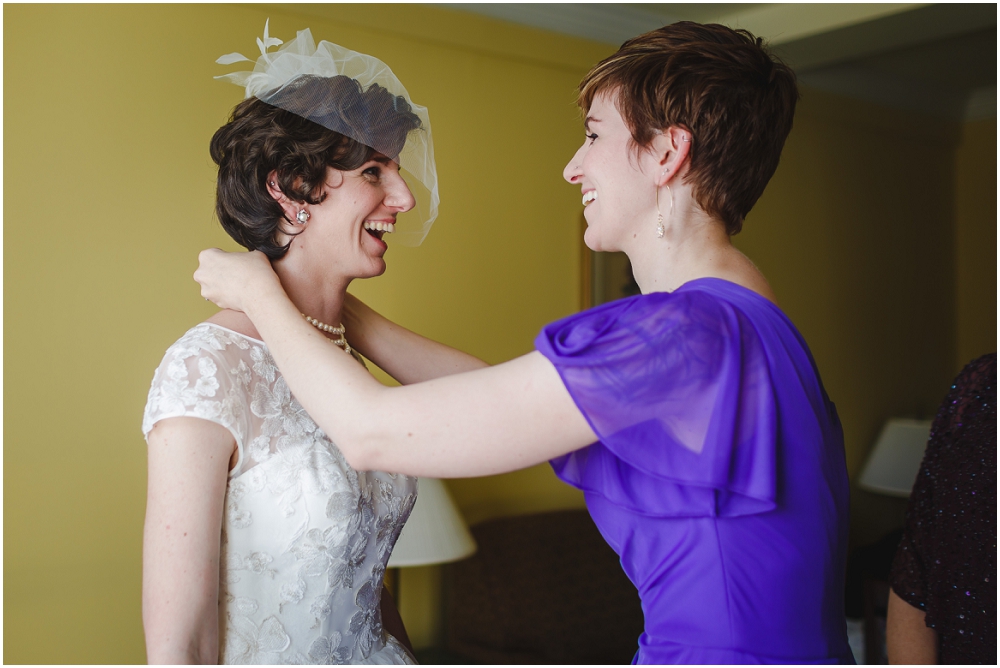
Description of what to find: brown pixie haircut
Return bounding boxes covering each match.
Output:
[579,22,798,235]
[210,75,421,259]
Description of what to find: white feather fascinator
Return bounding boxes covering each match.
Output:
[216,20,439,245]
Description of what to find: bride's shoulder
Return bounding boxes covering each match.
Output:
[161,313,260,365]
[203,309,263,341]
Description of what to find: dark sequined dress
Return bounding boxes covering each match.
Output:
[890,353,996,664]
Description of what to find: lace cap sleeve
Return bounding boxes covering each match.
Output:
[535,291,778,518]
[142,324,253,475]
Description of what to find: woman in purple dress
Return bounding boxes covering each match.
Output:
[194,22,854,664]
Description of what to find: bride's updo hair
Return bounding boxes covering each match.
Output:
[579,22,798,236]
[210,75,421,259]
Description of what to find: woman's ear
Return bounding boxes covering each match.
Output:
[266,171,303,232]
[325,169,344,189]
[651,127,693,186]
[265,170,282,200]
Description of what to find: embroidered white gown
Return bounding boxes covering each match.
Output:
[142,323,417,665]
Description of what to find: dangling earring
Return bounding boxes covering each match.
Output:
[655,184,672,238]
[296,209,310,224]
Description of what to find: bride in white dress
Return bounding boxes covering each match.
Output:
[141,25,465,664]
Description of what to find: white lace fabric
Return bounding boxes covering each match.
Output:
[143,323,417,665]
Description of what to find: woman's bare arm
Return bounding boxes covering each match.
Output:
[252,286,595,477]
[887,588,938,664]
[143,417,235,664]
[343,292,488,384]
[195,249,598,478]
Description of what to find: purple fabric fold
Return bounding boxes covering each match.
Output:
[538,287,778,517]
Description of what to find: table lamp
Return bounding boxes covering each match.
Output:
[857,418,932,497]
[387,478,477,601]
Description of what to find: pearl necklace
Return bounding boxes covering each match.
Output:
[302,313,352,354]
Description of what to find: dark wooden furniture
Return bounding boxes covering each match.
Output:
[441,509,645,664]
[846,528,903,664]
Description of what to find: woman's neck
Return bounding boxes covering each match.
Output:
[626,194,730,293]
[624,192,774,301]
[272,256,350,332]
[206,258,350,342]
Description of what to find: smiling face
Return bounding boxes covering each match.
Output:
[283,155,415,280]
[563,93,658,253]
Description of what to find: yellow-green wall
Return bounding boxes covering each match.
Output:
[3,4,606,662]
[954,118,997,368]
[4,4,995,663]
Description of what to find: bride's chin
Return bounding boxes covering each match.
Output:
[359,259,387,278]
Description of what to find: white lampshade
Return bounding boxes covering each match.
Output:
[857,419,932,497]
[388,478,477,567]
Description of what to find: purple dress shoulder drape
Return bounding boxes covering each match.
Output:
[535,278,854,664]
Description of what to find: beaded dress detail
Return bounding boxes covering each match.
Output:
[143,323,417,665]
[890,353,996,664]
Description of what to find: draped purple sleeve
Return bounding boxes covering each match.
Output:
[535,291,778,518]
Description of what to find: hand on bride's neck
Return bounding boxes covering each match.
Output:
[205,253,350,342]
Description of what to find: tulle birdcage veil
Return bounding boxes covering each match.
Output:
[216,20,439,246]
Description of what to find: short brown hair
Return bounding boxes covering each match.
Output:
[579,22,798,235]
[210,75,420,258]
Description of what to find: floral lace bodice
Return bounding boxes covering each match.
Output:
[142,323,417,664]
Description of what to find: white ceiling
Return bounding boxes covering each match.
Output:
[444,3,997,121]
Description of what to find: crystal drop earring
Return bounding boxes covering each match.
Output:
[655,182,673,239]
[656,197,665,238]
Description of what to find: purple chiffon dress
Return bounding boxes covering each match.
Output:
[536,278,854,664]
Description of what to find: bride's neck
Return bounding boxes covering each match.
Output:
[272,256,349,329]
[206,254,349,343]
